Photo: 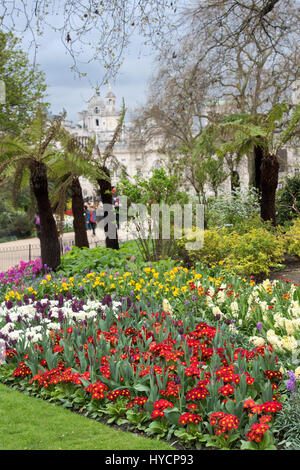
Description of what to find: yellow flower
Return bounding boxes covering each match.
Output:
[295,366,300,379]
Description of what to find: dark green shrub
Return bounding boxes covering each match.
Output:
[276,175,300,225]
[274,390,300,450]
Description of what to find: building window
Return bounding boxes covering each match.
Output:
[95,119,99,127]
[95,107,99,114]
[109,99,112,105]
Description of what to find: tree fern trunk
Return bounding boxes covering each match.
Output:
[260,152,279,225]
[97,166,119,250]
[71,176,89,248]
[30,160,61,271]
[254,146,279,225]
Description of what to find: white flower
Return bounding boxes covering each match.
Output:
[216,291,225,304]
[230,301,239,313]
[266,329,282,351]
[162,299,173,314]
[281,335,298,352]
[284,319,296,335]
[47,322,61,330]
[212,306,223,317]
[207,287,215,297]
[259,301,268,312]
[0,322,15,334]
[228,324,238,334]
[249,336,265,347]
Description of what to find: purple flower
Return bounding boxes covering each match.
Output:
[5,300,13,310]
[256,322,262,332]
[288,370,296,381]
[286,370,297,393]
[287,379,296,393]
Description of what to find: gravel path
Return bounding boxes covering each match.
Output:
[267,255,300,285]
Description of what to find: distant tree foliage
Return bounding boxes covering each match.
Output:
[0,30,47,135]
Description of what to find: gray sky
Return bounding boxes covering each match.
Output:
[9,1,185,124]
[31,33,155,124]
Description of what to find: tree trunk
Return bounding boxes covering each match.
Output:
[97,166,119,250]
[254,146,279,225]
[71,176,89,248]
[260,152,279,225]
[30,161,61,271]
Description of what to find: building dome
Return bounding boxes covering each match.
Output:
[106,90,116,99]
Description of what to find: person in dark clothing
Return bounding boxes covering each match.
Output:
[84,205,90,231]
[89,206,97,236]
[114,197,120,229]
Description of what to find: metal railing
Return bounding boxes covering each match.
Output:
[0,238,103,272]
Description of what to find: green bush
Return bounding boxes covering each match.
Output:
[276,175,300,225]
[58,241,142,275]
[206,187,260,229]
[0,211,33,238]
[274,390,300,450]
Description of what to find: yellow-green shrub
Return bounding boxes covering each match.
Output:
[225,227,285,276]
[286,217,300,257]
[176,226,285,277]
[176,227,230,267]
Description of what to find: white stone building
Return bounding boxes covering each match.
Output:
[62,86,300,200]
[62,89,162,200]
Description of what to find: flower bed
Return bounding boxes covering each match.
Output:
[1,255,300,449]
[0,259,43,299]
[2,263,300,371]
[0,292,286,450]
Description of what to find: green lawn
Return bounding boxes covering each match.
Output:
[0,384,173,450]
